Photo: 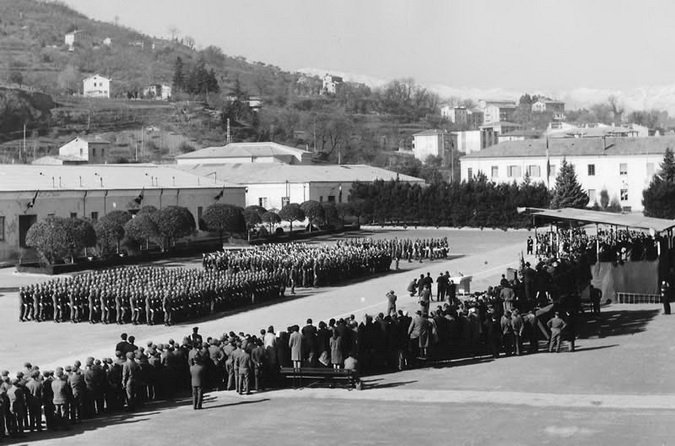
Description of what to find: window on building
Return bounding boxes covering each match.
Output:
[507,165,522,178]
[79,148,83,156]
[588,189,596,203]
[467,168,473,179]
[526,165,541,177]
[90,211,98,221]
[70,212,77,218]
[327,195,336,203]
[0,216,4,241]
[197,207,203,220]
[319,196,324,202]
[491,166,499,178]
[620,163,628,175]
[587,164,595,176]
[47,213,55,218]
[549,164,556,177]
[647,162,655,177]
[620,188,628,201]
[258,197,268,208]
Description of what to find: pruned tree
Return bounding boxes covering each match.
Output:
[278,203,305,233]
[261,211,281,233]
[124,213,160,251]
[153,206,196,249]
[26,216,70,264]
[94,210,131,256]
[201,203,245,244]
[64,217,96,261]
[300,200,325,231]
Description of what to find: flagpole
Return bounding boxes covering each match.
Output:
[546,137,550,190]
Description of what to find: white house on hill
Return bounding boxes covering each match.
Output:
[83,74,110,98]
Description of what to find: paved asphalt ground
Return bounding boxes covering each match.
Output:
[1,228,674,446]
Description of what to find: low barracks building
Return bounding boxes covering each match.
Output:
[460,136,675,213]
[0,165,245,263]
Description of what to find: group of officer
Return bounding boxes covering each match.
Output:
[202,242,393,289]
[337,237,449,263]
[18,266,286,325]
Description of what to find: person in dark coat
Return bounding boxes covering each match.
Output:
[189,358,206,409]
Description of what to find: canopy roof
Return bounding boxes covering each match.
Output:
[517,207,675,233]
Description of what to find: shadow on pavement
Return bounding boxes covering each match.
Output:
[5,397,195,444]
[363,380,417,389]
[203,398,270,410]
[579,309,660,339]
[573,344,619,352]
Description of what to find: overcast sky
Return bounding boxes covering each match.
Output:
[62,0,675,92]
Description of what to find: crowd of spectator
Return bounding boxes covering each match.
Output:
[536,228,658,264]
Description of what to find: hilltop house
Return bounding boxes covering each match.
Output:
[142,84,172,100]
[83,74,110,98]
[532,98,565,120]
[321,74,343,95]
[479,100,517,125]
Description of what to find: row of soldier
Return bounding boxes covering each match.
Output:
[202,242,393,288]
[18,266,286,325]
[337,237,449,262]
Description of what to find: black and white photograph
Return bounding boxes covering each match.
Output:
[1,0,675,444]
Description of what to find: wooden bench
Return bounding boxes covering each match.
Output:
[279,367,362,390]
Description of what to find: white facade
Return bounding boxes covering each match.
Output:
[59,136,110,163]
[83,74,110,98]
[322,74,343,95]
[461,144,668,212]
[479,100,517,125]
[412,131,446,162]
[65,31,76,51]
[142,84,171,100]
[451,130,481,154]
[441,106,468,125]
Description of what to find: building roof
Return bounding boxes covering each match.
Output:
[480,121,521,129]
[0,164,241,192]
[518,207,675,233]
[549,125,636,139]
[83,74,109,81]
[31,155,88,165]
[177,163,426,185]
[462,135,675,159]
[175,142,311,160]
[483,101,516,108]
[413,129,445,137]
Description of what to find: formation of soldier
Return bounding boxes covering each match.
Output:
[202,242,393,288]
[18,266,285,325]
[337,237,449,262]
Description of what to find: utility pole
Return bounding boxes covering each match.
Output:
[22,123,26,163]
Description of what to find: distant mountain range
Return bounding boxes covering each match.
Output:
[299,67,675,115]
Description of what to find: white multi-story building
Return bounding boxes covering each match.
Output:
[321,74,343,95]
[83,74,110,98]
[441,105,468,126]
[460,136,675,212]
[479,100,517,125]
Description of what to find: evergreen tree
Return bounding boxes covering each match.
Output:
[550,158,589,209]
[643,148,675,218]
[172,57,184,91]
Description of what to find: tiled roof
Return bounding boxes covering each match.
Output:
[0,164,240,192]
[462,136,675,159]
[175,142,310,159]
[177,163,426,184]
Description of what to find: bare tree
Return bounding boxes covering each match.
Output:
[168,25,180,41]
[608,95,624,124]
